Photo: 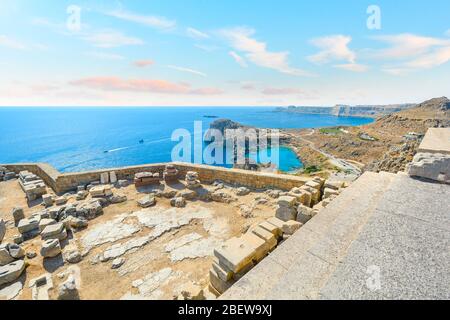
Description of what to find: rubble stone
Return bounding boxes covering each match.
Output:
[137,195,156,208]
[41,223,67,241]
[40,239,61,258]
[57,275,80,300]
[0,260,26,286]
[11,207,25,225]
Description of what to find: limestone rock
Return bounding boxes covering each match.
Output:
[38,218,57,232]
[180,189,197,200]
[323,188,339,199]
[235,187,250,196]
[11,207,25,225]
[0,244,15,266]
[29,273,53,300]
[0,281,23,300]
[0,260,26,286]
[57,275,80,300]
[63,244,82,264]
[40,239,61,258]
[281,220,302,235]
[0,219,5,243]
[111,257,125,269]
[42,194,54,207]
[17,215,40,234]
[26,251,37,259]
[55,196,68,206]
[41,223,67,241]
[297,204,315,224]
[8,244,25,259]
[170,197,186,208]
[407,152,450,183]
[76,190,89,200]
[109,193,127,204]
[137,195,156,208]
[177,282,205,300]
[211,190,236,203]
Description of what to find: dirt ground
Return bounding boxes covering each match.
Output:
[0,178,278,300]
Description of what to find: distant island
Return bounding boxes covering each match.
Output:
[276,103,417,118]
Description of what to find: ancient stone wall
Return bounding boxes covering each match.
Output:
[1,162,308,194]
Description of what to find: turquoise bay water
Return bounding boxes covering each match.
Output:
[0,107,373,173]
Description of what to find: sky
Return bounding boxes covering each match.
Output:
[0,0,450,107]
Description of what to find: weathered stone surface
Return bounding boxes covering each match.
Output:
[8,244,25,259]
[109,193,127,204]
[266,189,282,199]
[0,244,15,266]
[62,216,88,230]
[297,204,315,224]
[277,196,297,207]
[0,260,26,286]
[130,267,179,299]
[58,275,80,300]
[324,180,344,190]
[259,221,282,237]
[212,258,233,282]
[17,215,40,234]
[111,257,125,269]
[275,205,297,222]
[170,197,186,208]
[41,223,67,241]
[109,171,118,184]
[165,234,218,262]
[179,189,197,200]
[102,236,150,261]
[55,196,68,206]
[117,180,129,187]
[211,190,236,203]
[306,180,322,190]
[90,185,112,197]
[76,200,103,220]
[100,172,109,185]
[63,244,82,264]
[39,218,57,232]
[235,187,250,196]
[40,239,61,258]
[137,195,156,208]
[29,273,53,300]
[251,226,277,251]
[209,269,235,294]
[323,188,339,199]
[81,215,140,252]
[0,219,5,243]
[282,220,302,235]
[42,194,54,207]
[407,152,450,183]
[0,281,22,300]
[76,190,88,200]
[11,207,25,225]
[26,251,37,259]
[12,235,23,245]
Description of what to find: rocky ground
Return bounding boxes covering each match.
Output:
[0,177,282,300]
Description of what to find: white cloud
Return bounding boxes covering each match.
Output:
[446,30,450,37]
[83,30,144,48]
[334,63,369,72]
[167,65,207,77]
[84,51,125,60]
[186,27,209,39]
[221,27,313,76]
[308,35,369,73]
[228,51,248,68]
[373,34,450,59]
[373,33,450,74]
[308,35,356,64]
[0,35,26,50]
[106,10,176,31]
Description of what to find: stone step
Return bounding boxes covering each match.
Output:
[220,171,397,300]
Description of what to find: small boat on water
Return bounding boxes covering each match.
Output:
[139,139,144,144]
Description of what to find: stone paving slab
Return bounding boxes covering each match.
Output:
[418,128,450,154]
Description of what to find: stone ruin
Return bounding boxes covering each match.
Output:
[408,153,450,184]
[0,166,16,181]
[163,164,179,182]
[185,171,201,189]
[18,170,47,201]
[134,172,160,187]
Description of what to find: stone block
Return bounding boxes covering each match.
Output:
[323,188,339,199]
[297,204,315,224]
[214,236,258,273]
[209,269,235,294]
[212,259,233,282]
[275,205,297,222]
[258,221,282,237]
[0,244,14,266]
[39,218,57,232]
[0,260,26,286]
[137,195,156,208]
[100,172,109,184]
[17,216,40,234]
[109,171,117,184]
[42,194,54,207]
[277,196,297,207]
[55,197,67,206]
[41,223,67,241]
[282,220,302,235]
[251,226,277,251]
[40,239,61,258]
[11,207,25,225]
[0,219,5,243]
[306,180,321,190]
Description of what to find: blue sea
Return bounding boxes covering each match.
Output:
[0,107,373,173]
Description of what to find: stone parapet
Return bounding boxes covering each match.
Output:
[1,162,309,194]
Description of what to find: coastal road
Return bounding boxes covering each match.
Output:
[288,129,362,175]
